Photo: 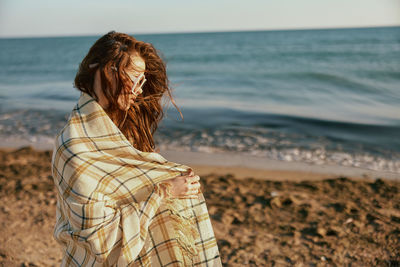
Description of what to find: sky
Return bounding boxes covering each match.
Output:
[0,0,399,38]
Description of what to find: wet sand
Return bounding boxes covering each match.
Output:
[0,147,399,266]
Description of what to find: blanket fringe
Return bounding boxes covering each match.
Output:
[157,182,200,266]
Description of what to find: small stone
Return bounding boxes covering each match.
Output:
[270,191,279,197]
[271,197,281,208]
[344,218,353,224]
[2,206,11,214]
[245,195,255,204]
[317,228,327,236]
[233,195,242,203]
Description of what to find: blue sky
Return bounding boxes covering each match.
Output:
[0,0,399,37]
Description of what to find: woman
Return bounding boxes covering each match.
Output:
[51,31,221,266]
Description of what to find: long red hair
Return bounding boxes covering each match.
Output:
[74,31,183,152]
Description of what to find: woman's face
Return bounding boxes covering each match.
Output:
[94,55,146,111]
[121,55,146,109]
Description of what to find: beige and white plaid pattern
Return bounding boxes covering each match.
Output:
[51,92,222,266]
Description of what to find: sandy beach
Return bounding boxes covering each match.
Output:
[0,146,399,266]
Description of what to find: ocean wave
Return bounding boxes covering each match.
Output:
[0,106,399,173]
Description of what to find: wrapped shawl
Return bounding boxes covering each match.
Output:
[51,92,222,266]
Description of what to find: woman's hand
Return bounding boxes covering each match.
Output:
[158,170,201,199]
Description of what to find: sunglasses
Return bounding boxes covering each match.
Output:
[129,72,146,96]
[88,63,146,96]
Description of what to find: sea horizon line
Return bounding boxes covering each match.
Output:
[0,24,399,40]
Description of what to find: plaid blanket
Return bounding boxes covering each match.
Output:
[51,92,222,266]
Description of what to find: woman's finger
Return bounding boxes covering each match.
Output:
[178,187,200,198]
[186,175,200,184]
[183,185,200,197]
[187,182,200,191]
[182,189,200,197]
[190,188,200,196]
[184,182,199,194]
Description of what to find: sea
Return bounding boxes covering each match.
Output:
[0,26,399,174]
